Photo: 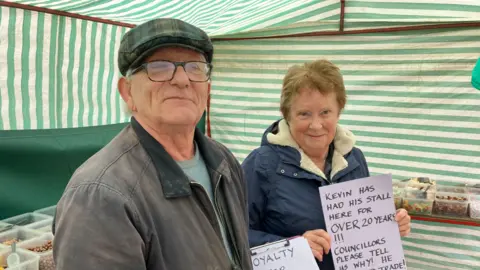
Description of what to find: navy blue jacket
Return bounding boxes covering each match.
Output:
[242,119,370,269]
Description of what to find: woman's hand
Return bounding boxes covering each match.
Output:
[396,208,411,237]
[302,229,331,262]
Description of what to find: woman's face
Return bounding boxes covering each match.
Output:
[288,88,341,157]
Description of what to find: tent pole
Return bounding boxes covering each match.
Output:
[211,21,480,41]
[340,0,345,32]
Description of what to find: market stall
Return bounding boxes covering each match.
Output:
[1,1,479,269]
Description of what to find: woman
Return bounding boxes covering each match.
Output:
[242,60,411,269]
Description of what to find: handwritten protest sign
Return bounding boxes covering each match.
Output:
[250,237,319,270]
[319,174,406,270]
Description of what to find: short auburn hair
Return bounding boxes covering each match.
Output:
[280,59,346,120]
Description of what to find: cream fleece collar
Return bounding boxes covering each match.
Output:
[266,119,356,180]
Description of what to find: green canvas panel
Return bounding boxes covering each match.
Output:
[0,114,205,219]
[0,122,126,219]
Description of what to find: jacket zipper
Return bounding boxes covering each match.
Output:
[213,175,241,268]
[190,180,239,268]
[289,163,332,184]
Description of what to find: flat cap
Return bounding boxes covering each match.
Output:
[118,18,213,76]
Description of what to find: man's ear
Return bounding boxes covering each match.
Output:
[118,77,135,112]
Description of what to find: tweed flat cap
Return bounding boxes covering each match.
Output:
[118,18,213,76]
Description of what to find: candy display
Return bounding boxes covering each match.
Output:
[469,196,480,220]
[404,177,436,200]
[436,194,468,201]
[392,182,405,209]
[405,183,435,200]
[393,182,405,196]
[436,186,466,194]
[433,193,469,217]
[409,177,436,185]
[394,197,402,209]
[402,198,434,215]
[36,226,52,233]
[0,229,40,248]
[26,240,55,270]
[27,240,52,253]
[1,213,51,227]
[1,238,19,246]
[0,223,12,234]
[39,255,55,270]
[0,248,40,270]
[467,186,480,196]
[33,206,56,217]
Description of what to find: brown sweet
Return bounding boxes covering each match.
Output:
[433,200,468,217]
[27,240,53,253]
[402,199,432,214]
[1,238,19,246]
[435,195,467,201]
[39,255,55,270]
[27,241,55,270]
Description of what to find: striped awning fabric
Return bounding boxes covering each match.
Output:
[0,7,130,130]
[4,0,480,36]
[210,27,480,186]
[0,2,480,269]
[208,27,480,269]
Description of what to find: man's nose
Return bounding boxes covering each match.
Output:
[170,66,190,87]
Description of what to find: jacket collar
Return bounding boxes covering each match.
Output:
[131,117,226,199]
[266,119,356,179]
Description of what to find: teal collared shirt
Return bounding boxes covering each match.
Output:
[176,143,233,259]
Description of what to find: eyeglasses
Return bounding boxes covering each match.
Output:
[128,60,212,82]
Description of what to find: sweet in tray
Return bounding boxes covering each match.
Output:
[402,197,434,215]
[433,192,469,217]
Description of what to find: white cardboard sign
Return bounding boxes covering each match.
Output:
[319,174,407,270]
[250,237,319,270]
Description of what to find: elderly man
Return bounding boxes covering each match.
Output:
[53,18,252,270]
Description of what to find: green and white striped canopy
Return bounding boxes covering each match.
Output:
[1,1,480,269]
[5,0,480,36]
[208,29,480,268]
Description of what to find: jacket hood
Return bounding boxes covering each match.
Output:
[262,119,356,179]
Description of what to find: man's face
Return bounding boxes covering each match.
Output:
[122,47,210,127]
